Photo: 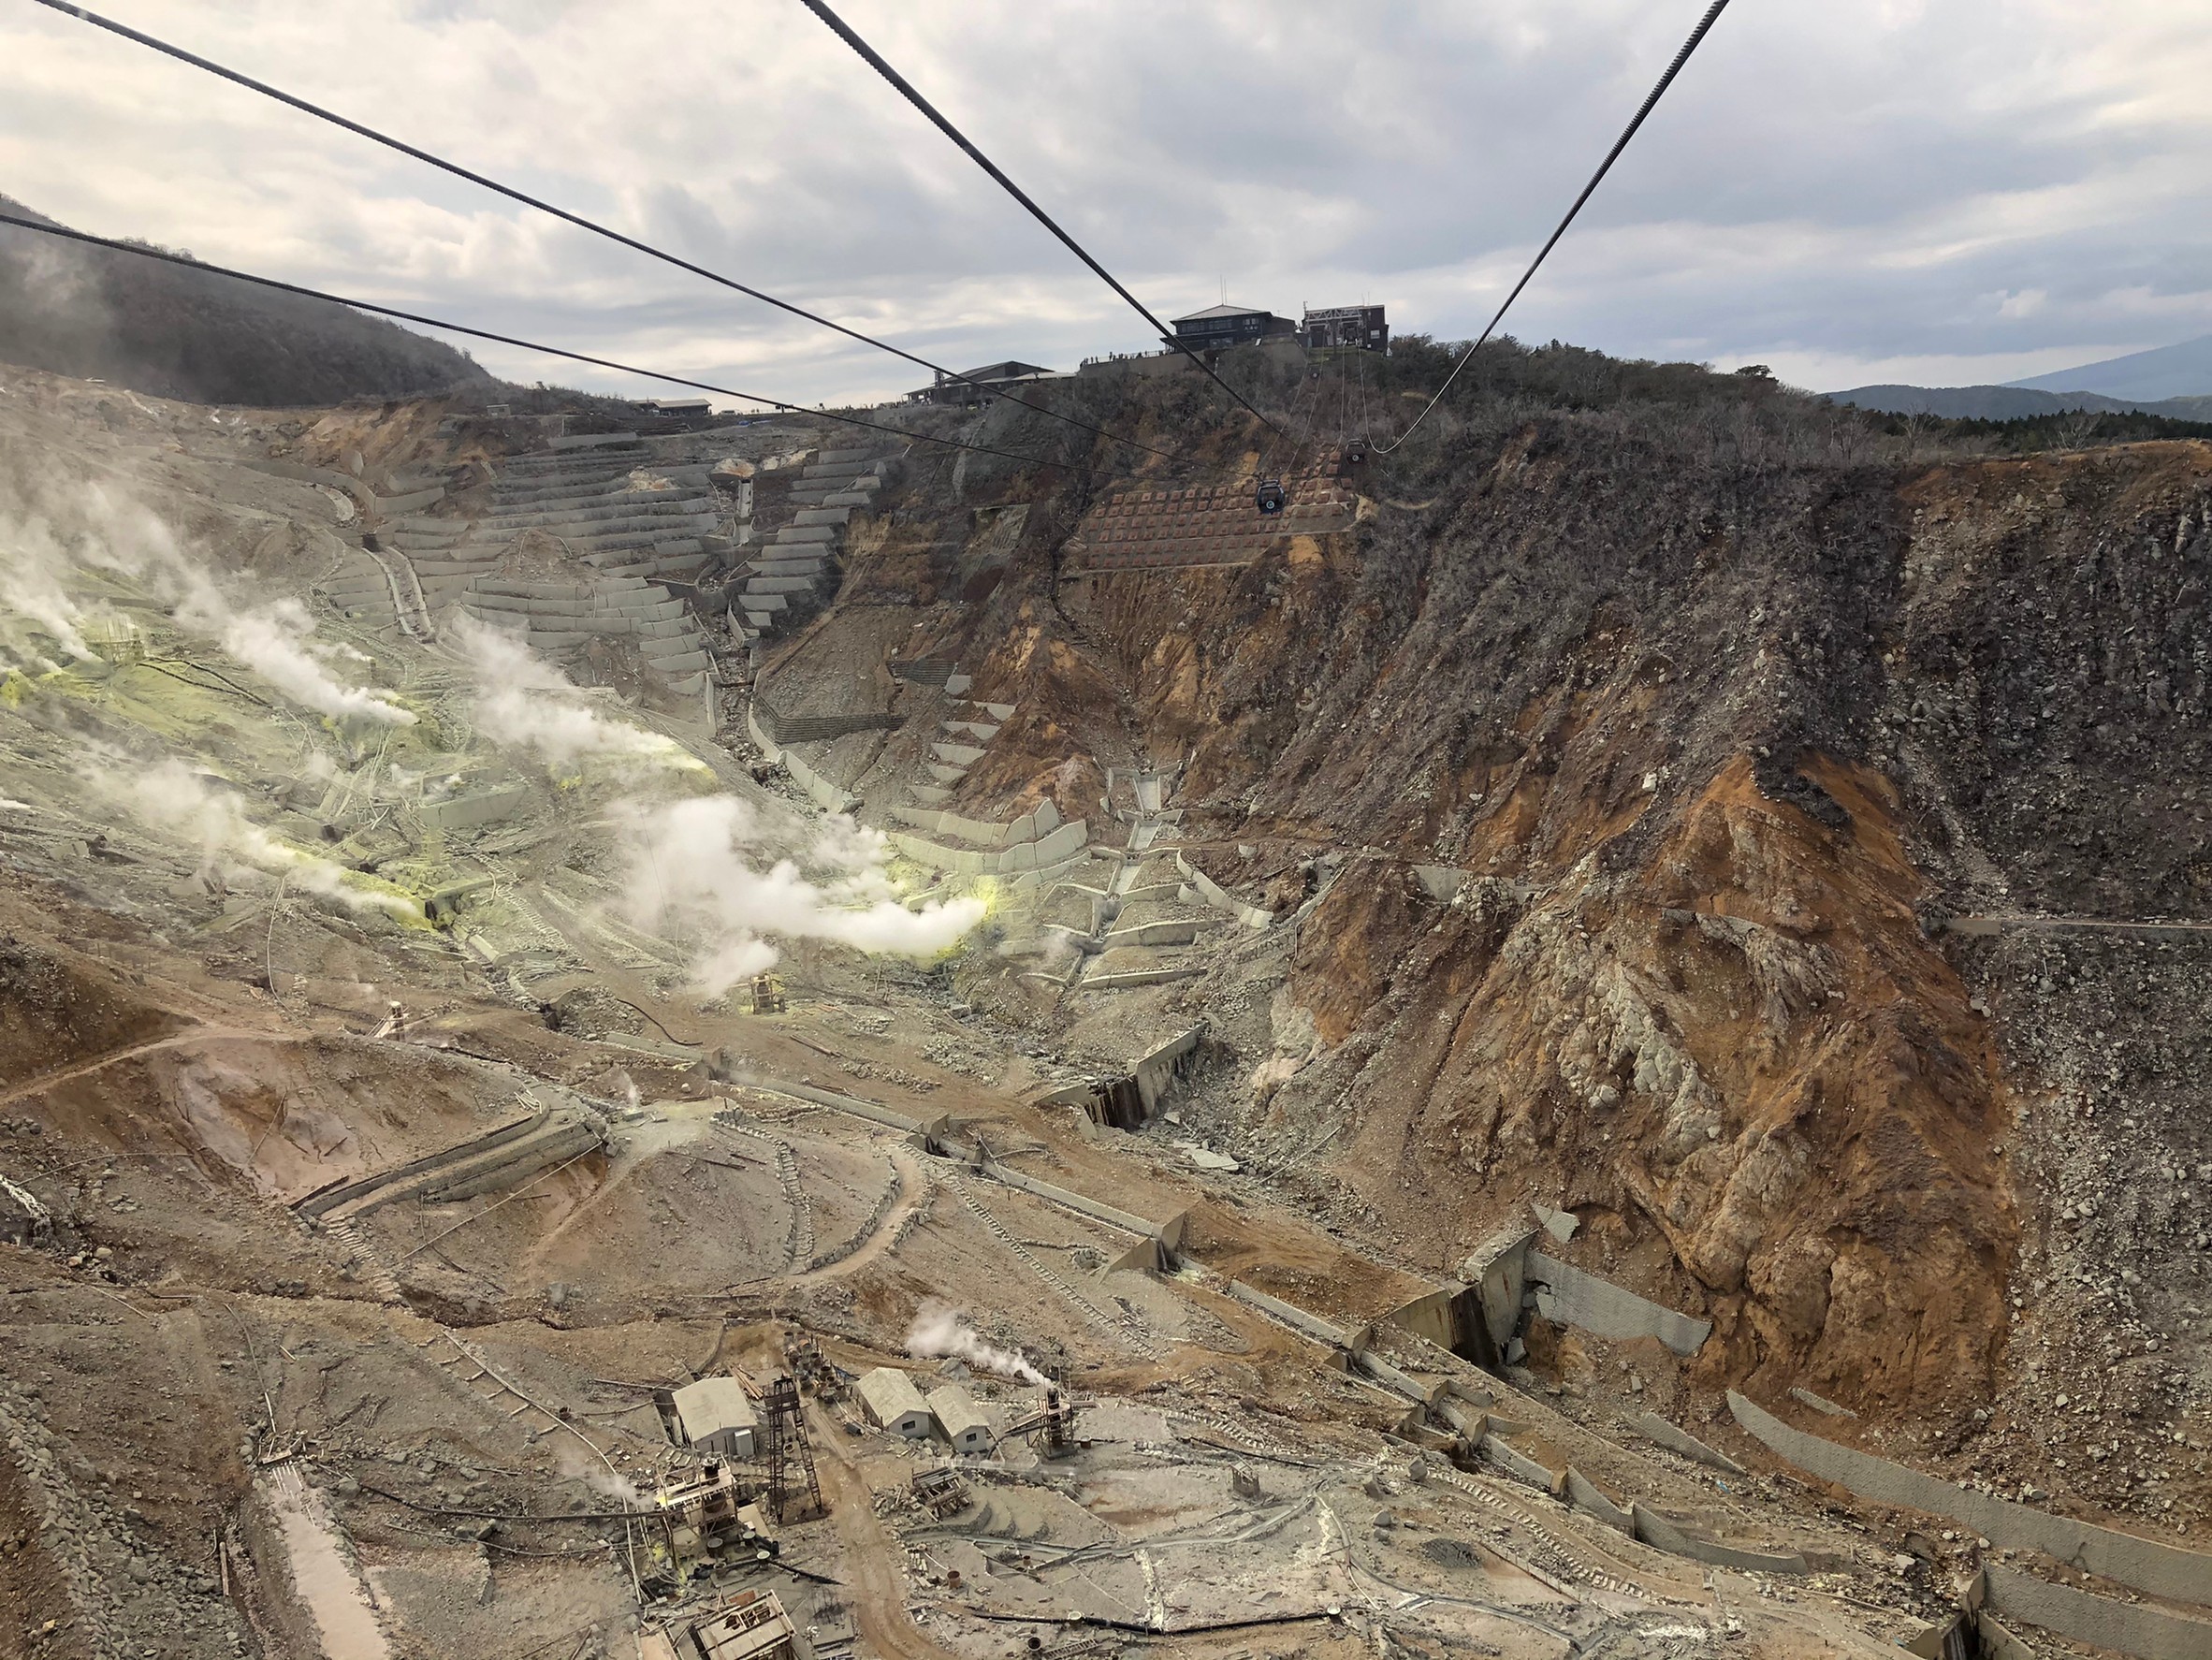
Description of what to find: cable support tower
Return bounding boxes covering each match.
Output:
[0,211,1127,476]
[1375,0,1732,454]
[799,0,1284,442]
[34,0,1173,462]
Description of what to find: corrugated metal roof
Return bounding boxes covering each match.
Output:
[925,1384,992,1441]
[856,1366,929,1422]
[672,1376,757,1442]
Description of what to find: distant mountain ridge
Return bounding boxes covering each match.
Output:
[0,194,488,407]
[2005,333,2212,401]
[1827,330,2212,421]
[1825,384,2212,422]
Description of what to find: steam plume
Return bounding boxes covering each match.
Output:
[0,475,412,722]
[449,613,680,766]
[906,1301,1045,1385]
[95,758,417,919]
[618,794,982,996]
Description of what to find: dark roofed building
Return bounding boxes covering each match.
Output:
[909,360,1061,405]
[1168,302,1295,353]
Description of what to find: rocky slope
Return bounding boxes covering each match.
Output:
[822,354,2210,1450]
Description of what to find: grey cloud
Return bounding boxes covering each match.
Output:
[2,0,2207,404]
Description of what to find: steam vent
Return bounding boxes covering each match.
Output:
[2,9,2210,1657]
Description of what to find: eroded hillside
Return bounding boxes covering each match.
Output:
[1,350,2205,1660]
[771,352,2209,1447]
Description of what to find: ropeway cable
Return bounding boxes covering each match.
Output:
[798,0,1285,441]
[0,211,1115,475]
[29,0,1174,462]
[1375,0,1733,454]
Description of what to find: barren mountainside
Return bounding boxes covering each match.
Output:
[798,352,2210,1427]
[0,345,2205,1659]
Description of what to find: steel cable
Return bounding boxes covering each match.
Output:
[1375,0,1733,453]
[799,0,1284,439]
[0,211,1120,475]
[32,0,1173,460]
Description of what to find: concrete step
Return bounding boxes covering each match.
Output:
[793,505,851,528]
[484,493,715,531]
[744,575,822,596]
[542,431,643,453]
[460,515,721,554]
[772,524,838,546]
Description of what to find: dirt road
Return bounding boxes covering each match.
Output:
[808,1401,966,1660]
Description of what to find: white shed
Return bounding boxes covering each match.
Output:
[926,1384,993,1454]
[855,1367,931,1437]
[672,1376,759,1458]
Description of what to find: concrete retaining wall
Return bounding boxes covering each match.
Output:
[748,712,860,815]
[1411,865,1469,901]
[1132,1025,1204,1115]
[890,818,1087,876]
[1463,1228,1536,1355]
[1980,1564,2212,1660]
[1635,1411,1746,1474]
[1173,852,1274,929]
[1564,1467,1635,1533]
[982,1159,1156,1240]
[1728,1392,2212,1606]
[888,799,1062,849]
[1353,1348,1441,1406]
[1631,1505,1809,1575]
[1480,1434,1564,1496]
[1526,1250,1711,1357]
[420,784,529,832]
[1224,1280,1353,1348]
[731,1074,931,1137]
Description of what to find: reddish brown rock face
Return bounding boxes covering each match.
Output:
[899,387,2209,1418]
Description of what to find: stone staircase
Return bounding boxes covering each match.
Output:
[735,445,895,644]
[947,1175,1158,1358]
[318,546,404,634]
[1035,767,1213,993]
[456,575,712,689]
[389,432,727,693]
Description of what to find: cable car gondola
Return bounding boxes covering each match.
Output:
[1345,438,1369,466]
[1255,477,1287,516]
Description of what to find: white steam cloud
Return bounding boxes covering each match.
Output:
[906,1302,1046,1386]
[618,794,984,996]
[0,477,413,724]
[449,613,680,767]
[94,758,418,920]
[0,507,93,668]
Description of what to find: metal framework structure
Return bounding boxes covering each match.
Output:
[758,1376,824,1522]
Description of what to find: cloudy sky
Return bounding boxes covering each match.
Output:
[5,0,2209,406]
